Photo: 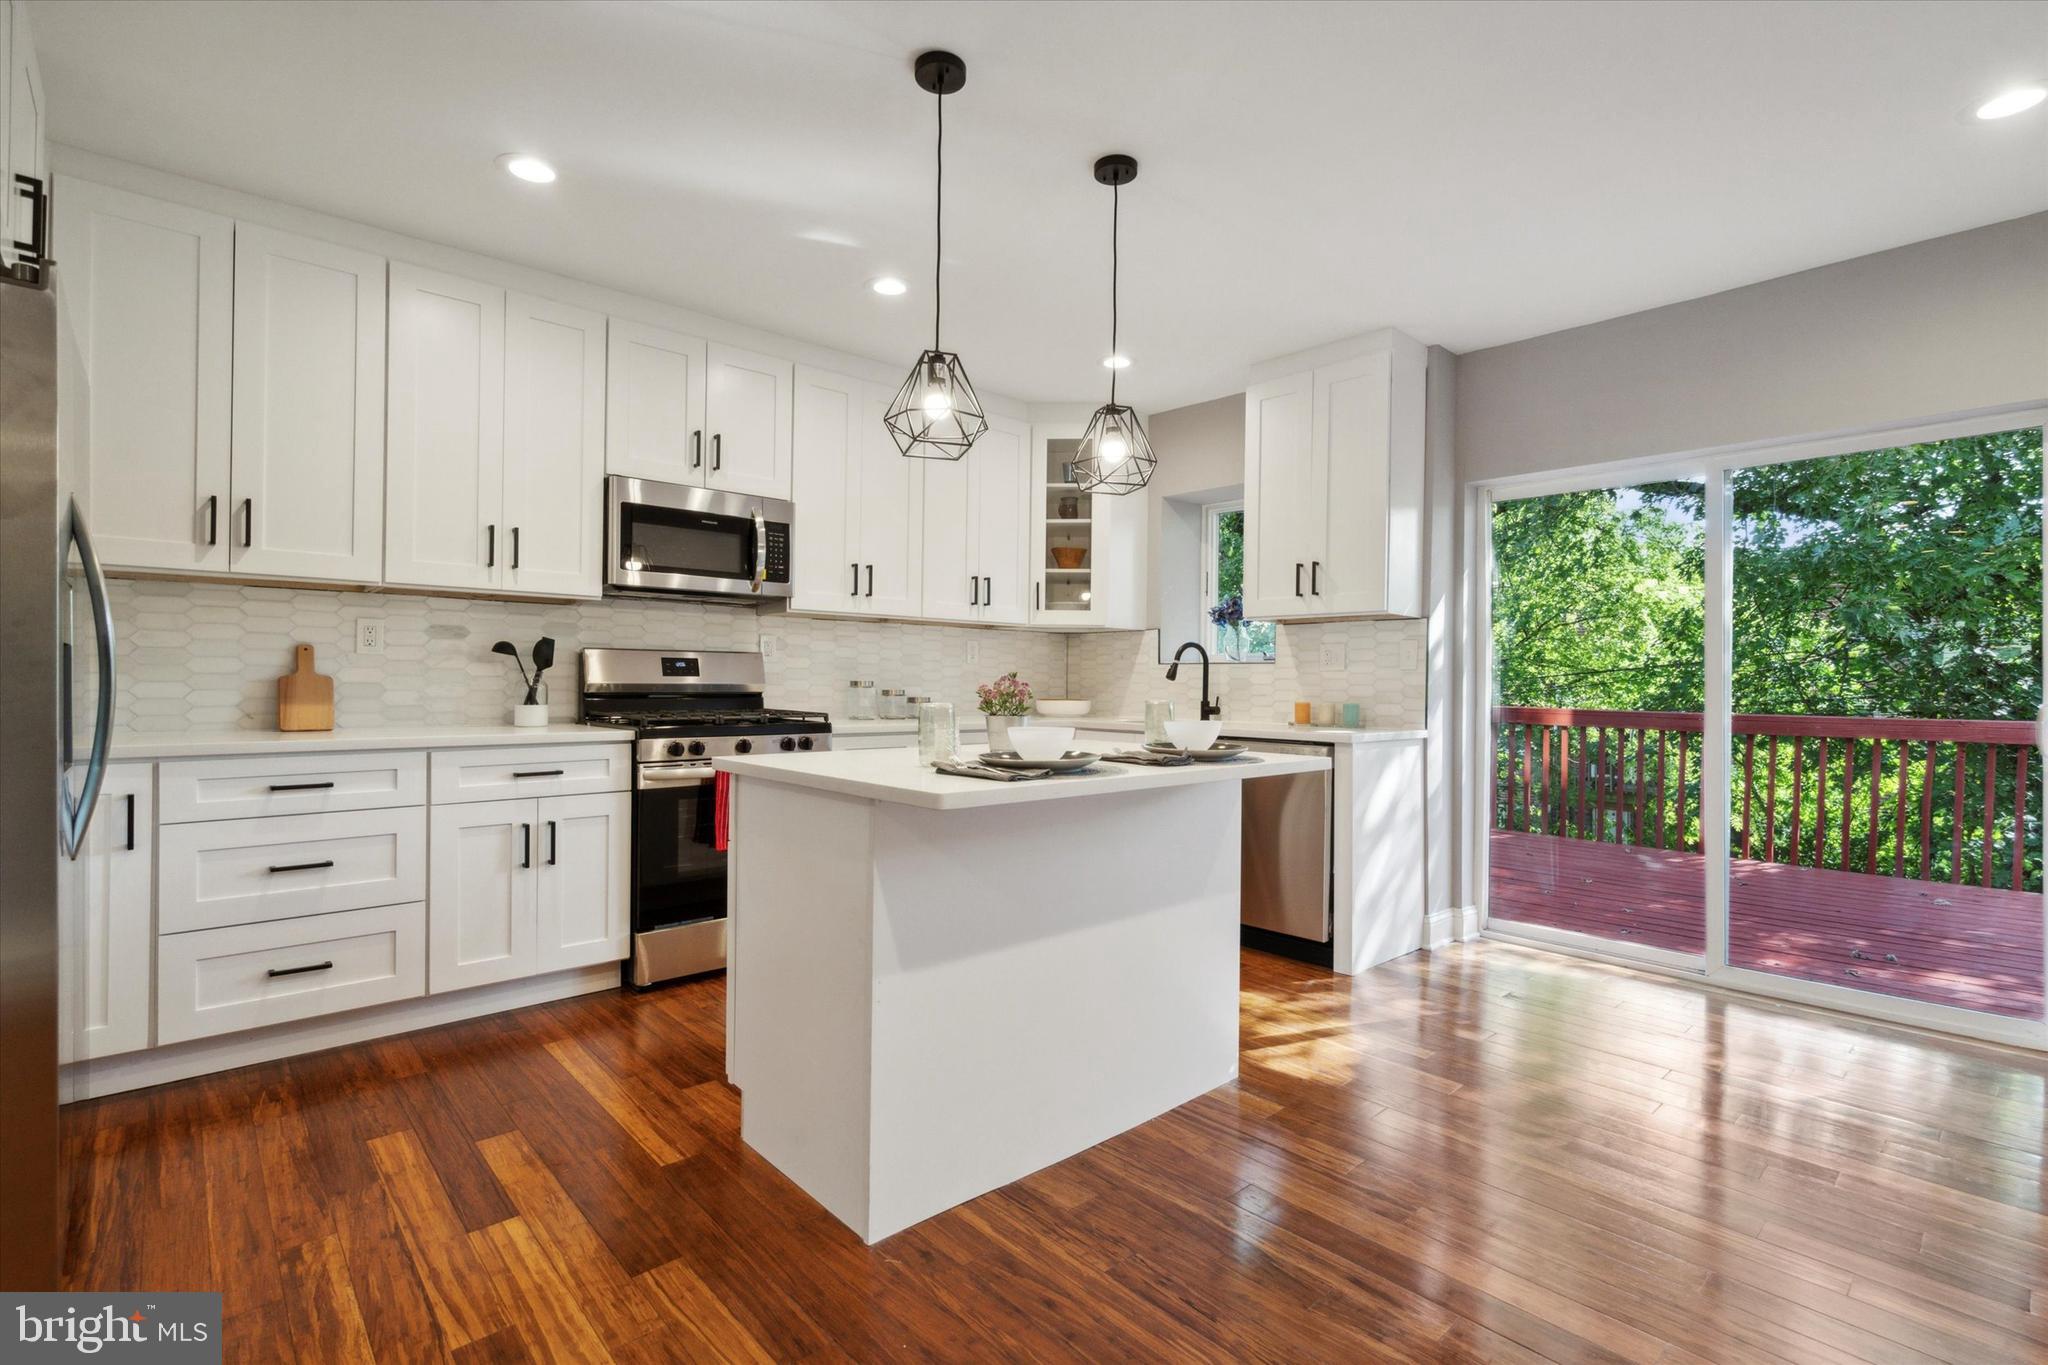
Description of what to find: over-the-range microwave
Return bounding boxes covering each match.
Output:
[605,475,793,601]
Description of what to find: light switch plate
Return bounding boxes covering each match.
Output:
[355,617,385,654]
[965,638,981,665]
[1319,637,1347,671]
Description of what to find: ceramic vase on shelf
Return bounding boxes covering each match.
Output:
[514,681,549,728]
[985,714,1017,753]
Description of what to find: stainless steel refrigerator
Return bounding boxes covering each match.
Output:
[0,207,115,1289]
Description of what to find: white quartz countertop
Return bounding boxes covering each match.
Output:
[107,723,629,761]
[826,715,1419,745]
[715,743,1329,811]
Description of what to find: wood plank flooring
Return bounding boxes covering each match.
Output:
[62,943,2048,1362]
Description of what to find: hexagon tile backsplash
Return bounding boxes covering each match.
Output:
[107,579,1425,734]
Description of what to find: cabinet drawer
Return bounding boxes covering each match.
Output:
[159,806,426,933]
[430,744,629,804]
[157,903,425,1044]
[159,751,426,823]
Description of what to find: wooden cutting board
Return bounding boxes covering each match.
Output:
[277,643,335,731]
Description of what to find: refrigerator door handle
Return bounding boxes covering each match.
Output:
[61,500,116,860]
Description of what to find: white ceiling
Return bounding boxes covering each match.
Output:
[30,0,2048,411]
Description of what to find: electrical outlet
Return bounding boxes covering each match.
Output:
[759,633,779,659]
[965,638,981,665]
[1320,637,1347,671]
[355,617,385,654]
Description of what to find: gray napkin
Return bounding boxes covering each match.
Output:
[1104,749,1193,767]
[932,760,1051,781]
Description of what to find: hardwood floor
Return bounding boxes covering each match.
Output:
[62,943,2048,1363]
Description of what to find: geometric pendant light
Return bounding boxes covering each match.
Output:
[1070,153,1155,495]
[884,50,989,460]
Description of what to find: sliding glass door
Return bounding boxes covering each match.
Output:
[1480,416,2046,1042]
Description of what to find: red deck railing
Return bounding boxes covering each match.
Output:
[1491,707,2042,892]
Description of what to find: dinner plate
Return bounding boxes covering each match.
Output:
[1144,741,1250,763]
[978,750,1102,773]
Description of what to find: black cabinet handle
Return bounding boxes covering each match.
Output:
[547,820,558,866]
[691,429,703,468]
[970,576,979,606]
[1311,560,1321,595]
[1034,582,1041,611]
[12,172,49,276]
[865,564,874,598]
[268,781,335,792]
[520,823,532,869]
[1295,563,1304,597]
[267,859,335,874]
[486,523,496,568]
[850,562,859,596]
[205,494,218,547]
[242,497,254,549]
[267,961,334,979]
[983,576,992,608]
[511,526,520,570]
[125,794,136,851]
[512,769,564,779]
[711,433,722,472]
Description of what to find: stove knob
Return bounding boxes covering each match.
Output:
[665,741,684,758]
[687,741,707,757]
[797,736,814,751]
[734,739,752,755]
[778,736,797,752]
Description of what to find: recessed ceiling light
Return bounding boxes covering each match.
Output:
[498,153,557,184]
[1976,86,2046,120]
[1102,354,1131,369]
[869,276,908,296]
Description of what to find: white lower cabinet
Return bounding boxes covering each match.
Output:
[157,903,426,1045]
[158,805,426,933]
[429,791,629,993]
[62,762,154,1062]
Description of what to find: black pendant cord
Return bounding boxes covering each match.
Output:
[933,82,944,354]
[1109,181,1120,406]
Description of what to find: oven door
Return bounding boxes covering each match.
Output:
[607,476,792,598]
[630,763,728,984]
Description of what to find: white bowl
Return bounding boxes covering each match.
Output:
[1163,719,1223,751]
[1008,725,1075,761]
[1034,699,1092,718]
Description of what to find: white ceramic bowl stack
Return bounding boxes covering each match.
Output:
[1008,724,1076,761]
[1162,719,1224,751]
[1033,699,1092,718]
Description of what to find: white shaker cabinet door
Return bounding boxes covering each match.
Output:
[1310,350,1393,615]
[385,263,505,592]
[428,799,537,993]
[605,319,706,485]
[789,365,865,613]
[704,342,793,500]
[535,791,629,973]
[230,224,387,583]
[971,416,1032,625]
[859,386,924,619]
[61,763,154,1062]
[58,179,233,572]
[503,294,606,598]
[919,455,977,622]
[1241,370,1314,620]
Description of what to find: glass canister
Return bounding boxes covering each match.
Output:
[845,680,877,720]
[879,688,908,720]
[1143,699,1175,744]
[916,701,958,765]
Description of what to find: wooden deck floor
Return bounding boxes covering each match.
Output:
[1490,829,2045,1018]
[61,943,2048,1362]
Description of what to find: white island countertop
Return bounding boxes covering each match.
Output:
[716,743,1329,811]
[108,723,628,761]
[825,715,1423,745]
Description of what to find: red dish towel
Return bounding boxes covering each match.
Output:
[713,770,732,852]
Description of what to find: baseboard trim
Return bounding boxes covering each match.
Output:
[64,963,622,1099]
[1425,905,1482,950]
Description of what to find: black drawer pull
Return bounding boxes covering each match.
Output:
[267,961,334,979]
[520,822,532,869]
[268,781,336,792]
[512,769,564,779]
[268,859,335,874]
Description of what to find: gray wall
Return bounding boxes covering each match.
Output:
[1456,212,2048,483]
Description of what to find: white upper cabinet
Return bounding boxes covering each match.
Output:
[704,342,794,499]
[58,179,234,572]
[503,294,606,598]
[3,0,46,269]
[790,366,922,618]
[605,319,707,484]
[1027,424,1146,630]
[920,415,1031,624]
[385,263,505,592]
[230,224,387,582]
[1242,330,1424,620]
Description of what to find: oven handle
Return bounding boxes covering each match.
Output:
[637,764,716,790]
[751,508,767,594]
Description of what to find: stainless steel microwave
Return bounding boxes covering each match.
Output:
[605,476,793,600]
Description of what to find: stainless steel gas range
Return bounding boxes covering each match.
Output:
[579,647,831,986]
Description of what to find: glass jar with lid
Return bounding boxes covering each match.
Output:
[844,680,877,721]
[879,688,909,720]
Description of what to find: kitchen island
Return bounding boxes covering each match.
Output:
[715,744,1331,1243]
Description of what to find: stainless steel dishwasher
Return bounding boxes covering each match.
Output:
[1238,739,1333,953]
